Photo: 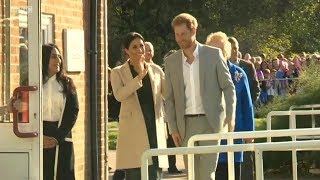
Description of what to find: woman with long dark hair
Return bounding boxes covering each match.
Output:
[42,43,79,180]
[111,32,168,180]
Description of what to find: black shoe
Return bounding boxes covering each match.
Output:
[113,170,125,180]
[168,167,183,174]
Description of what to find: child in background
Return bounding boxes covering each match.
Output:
[276,61,289,96]
[267,69,277,102]
[259,69,269,104]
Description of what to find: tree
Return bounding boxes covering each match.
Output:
[107,0,320,67]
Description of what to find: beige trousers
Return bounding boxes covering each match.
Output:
[181,115,219,180]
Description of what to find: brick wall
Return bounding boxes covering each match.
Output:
[0,1,22,116]
[1,0,107,179]
[42,1,91,179]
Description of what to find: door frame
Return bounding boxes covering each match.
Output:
[27,0,42,179]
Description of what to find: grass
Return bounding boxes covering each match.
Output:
[108,121,118,150]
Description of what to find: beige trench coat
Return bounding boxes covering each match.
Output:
[111,61,168,169]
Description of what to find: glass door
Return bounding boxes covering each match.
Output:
[0,0,42,179]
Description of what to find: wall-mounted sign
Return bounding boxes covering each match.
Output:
[63,29,85,72]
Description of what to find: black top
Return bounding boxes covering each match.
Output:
[129,64,159,165]
[129,64,154,106]
[238,59,261,103]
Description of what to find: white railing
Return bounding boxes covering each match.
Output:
[289,104,320,132]
[141,128,320,180]
[290,104,320,111]
[266,109,320,180]
[187,134,234,180]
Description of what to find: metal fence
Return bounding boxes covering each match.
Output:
[141,108,320,180]
[266,109,320,180]
[141,128,320,180]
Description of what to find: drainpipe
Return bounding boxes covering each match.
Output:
[89,0,99,179]
[103,0,109,179]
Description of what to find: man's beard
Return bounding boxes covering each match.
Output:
[178,39,192,49]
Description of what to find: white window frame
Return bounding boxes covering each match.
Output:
[19,10,53,44]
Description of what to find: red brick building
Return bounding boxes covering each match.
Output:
[0,0,108,179]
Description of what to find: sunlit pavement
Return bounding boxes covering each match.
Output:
[107,150,320,180]
[108,150,187,179]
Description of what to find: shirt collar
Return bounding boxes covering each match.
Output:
[229,58,240,65]
[182,42,199,62]
[46,74,57,84]
[234,58,241,65]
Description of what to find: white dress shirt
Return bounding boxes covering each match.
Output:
[43,75,65,122]
[182,43,205,115]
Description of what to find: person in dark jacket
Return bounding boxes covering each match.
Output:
[228,37,260,103]
[42,43,79,180]
[228,36,257,180]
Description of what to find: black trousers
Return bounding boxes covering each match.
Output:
[43,121,75,180]
[112,170,125,180]
[167,126,178,170]
[216,162,241,180]
[125,165,162,180]
[43,147,56,180]
[241,152,255,180]
[43,142,75,180]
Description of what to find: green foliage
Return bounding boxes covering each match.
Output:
[256,63,320,173]
[281,0,320,53]
[233,18,292,58]
[256,62,320,117]
[108,0,320,66]
[108,121,118,150]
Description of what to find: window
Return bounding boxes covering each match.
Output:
[19,10,53,45]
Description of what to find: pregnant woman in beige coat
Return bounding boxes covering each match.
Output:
[111,32,168,180]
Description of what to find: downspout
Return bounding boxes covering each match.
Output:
[90,0,100,179]
[103,0,109,179]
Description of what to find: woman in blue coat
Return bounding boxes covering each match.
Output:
[206,32,254,180]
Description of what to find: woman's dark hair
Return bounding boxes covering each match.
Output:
[122,32,144,50]
[260,60,269,71]
[271,58,279,70]
[42,43,76,95]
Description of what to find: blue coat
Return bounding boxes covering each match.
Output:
[218,61,255,163]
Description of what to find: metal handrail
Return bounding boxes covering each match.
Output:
[141,128,320,180]
[187,127,320,180]
[289,104,320,135]
[266,110,320,141]
[289,104,320,110]
[266,109,320,180]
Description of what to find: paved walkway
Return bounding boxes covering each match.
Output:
[107,150,320,180]
[108,150,187,179]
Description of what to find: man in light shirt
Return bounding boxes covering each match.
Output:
[164,13,236,180]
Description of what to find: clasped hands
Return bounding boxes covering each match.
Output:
[43,135,58,149]
[7,98,58,148]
